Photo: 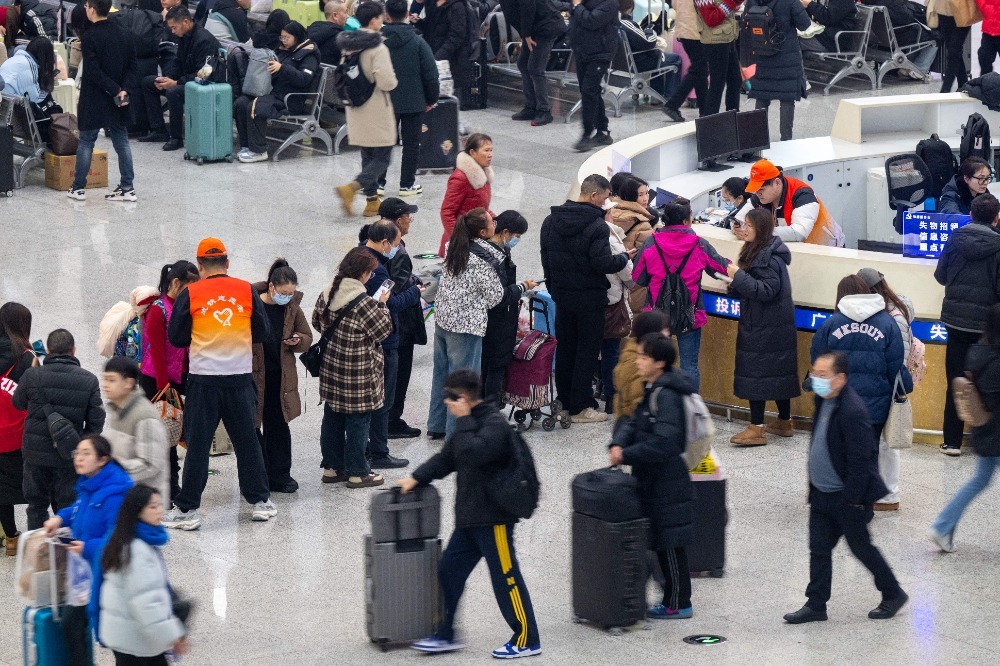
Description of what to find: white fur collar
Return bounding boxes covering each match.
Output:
[456,151,493,190]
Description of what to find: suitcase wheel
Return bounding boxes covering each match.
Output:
[542,417,556,431]
[196,157,205,166]
[183,153,190,160]
[3,190,10,197]
[225,155,234,163]
[608,626,625,636]
[572,616,584,624]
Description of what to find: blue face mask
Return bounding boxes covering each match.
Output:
[272,292,293,306]
[811,375,833,398]
[721,200,736,212]
[506,237,520,250]
[386,245,399,260]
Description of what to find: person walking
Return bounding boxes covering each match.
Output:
[252,259,313,493]
[163,238,277,530]
[783,351,908,625]
[66,0,138,202]
[439,133,494,257]
[508,0,567,126]
[100,484,188,665]
[612,310,670,419]
[314,247,394,488]
[725,208,800,445]
[662,0,709,121]
[0,302,35,556]
[569,0,619,152]
[404,369,541,659]
[935,193,1000,455]
[936,0,973,93]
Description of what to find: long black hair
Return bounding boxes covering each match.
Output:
[26,37,56,93]
[0,302,32,358]
[157,260,199,296]
[281,20,307,47]
[101,484,159,573]
[444,208,491,276]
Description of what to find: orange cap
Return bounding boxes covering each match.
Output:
[744,159,781,194]
[196,237,227,258]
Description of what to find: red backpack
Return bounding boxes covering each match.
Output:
[0,361,28,454]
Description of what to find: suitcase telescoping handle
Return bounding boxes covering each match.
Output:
[15,529,62,619]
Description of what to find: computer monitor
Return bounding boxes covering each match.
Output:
[736,109,770,154]
[695,111,739,172]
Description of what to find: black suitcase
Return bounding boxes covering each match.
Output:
[458,40,488,110]
[687,478,727,577]
[417,96,459,172]
[0,126,13,197]
[572,512,649,633]
[571,467,644,523]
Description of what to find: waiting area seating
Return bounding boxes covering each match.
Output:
[1,93,47,191]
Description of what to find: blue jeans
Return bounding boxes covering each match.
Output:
[675,328,702,392]
[932,456,1000,537]
[72,127,134,190]
[367,347,398,459]
[320,404,372,477]
[427,325,483,437]
[600,337,620,401]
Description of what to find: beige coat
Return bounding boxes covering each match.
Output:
[340,29,398,147]
[609,199,657,251]
[673,0,701,40]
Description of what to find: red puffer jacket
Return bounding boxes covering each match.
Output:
[979,0,1000,36]
[439,151,493,256]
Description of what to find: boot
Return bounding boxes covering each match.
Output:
[336,181,360,215]
[730,424,767,447]
[5,533,19,557]
[363,195,382,217]
[765,419,794,438]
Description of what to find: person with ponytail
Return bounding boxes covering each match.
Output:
[251,258,312,493]
[0,302,35,556]
[427,208,506,439]
[100,485,188,664]
[312,247,394,488]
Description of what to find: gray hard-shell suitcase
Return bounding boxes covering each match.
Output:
[369,486,440,543]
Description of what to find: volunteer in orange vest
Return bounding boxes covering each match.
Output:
[735,159,846,247]
[162,238,277,531]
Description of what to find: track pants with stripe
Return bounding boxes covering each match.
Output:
[435,523,540,648]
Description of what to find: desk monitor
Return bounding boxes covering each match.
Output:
[655,188,679,207]
[695,110,739,172]
[736,109,770,155]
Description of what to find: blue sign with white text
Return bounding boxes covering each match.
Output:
[901,211,971,259]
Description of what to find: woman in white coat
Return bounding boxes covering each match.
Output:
[100,485,187,665]
[600,205,635,413]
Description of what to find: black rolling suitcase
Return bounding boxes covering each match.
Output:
[0,126,14,197]
[417,95,460,172]
[687,478,727,577]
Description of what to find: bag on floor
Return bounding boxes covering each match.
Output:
[952,371,992,427]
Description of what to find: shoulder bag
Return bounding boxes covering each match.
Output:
[299,293,367,377]
[883,373,913,450]
[604,285,632,339]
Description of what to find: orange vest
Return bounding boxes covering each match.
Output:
[186,276,255,376]
[779,177,844,247]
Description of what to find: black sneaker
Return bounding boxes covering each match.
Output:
[511,108,536,121]
[428,431,446,441]
[868,591,908,619]
[388,422,422,439]
[531,111,553,126]
[594,132,614,146]
[105,185,137,202]
[663,106,685,122]
[162,138,183,151]
[271,478,299,493]
[138,130,168,143]
[369,454,409,469]
[940,444,961,457]
[573,135,593,153]
[783,606,828,624]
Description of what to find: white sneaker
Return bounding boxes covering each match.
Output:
[66,187,85,201]
[376,184,386,196]
[571,407,609,424]
[105,186,137,202]
[162,506,201,531]
[930,528,956,553]
[399,184,422,196]
[492,643,541,659]
[238,150,268,163]
[411,637,466,653]
[251,500,277,521]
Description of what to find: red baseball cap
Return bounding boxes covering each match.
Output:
[745,159,781,194]
[196,237,228,258]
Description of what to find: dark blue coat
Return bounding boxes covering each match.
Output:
[810,295,906,425]
[746,0,811,102]
[569,0,619,62]
[934,222,1000,333]
[362,246,421,352]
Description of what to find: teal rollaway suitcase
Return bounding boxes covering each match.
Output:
[183,81,234,165]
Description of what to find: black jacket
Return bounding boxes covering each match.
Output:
[271,40,321,115]
[540,200,629,306]
[966,343,1000,456]
[17,0,57,39]
[11,356,105,468]
[746,0,811,102]
[501,0,567,40]
[77,19,137,132]
[478,240,524,369]
[938,175,976,215]
[382,23,440,114]
[935,222,1000,333]
[612,370,694,550]
[810,386,888,506]
[208,0,251,43]
[165,23,222,84]
[963,73,1000,113]
[307,20,345,65]
[412,402,518,528]
[805,0,857,52]
[388,241,428,347]
[362,246,422,352]
[729,236,800,401]
[420,0,474,86]
[569,0,619,62]
[0,335,34,383]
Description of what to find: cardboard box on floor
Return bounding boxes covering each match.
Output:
[44,150,108,191]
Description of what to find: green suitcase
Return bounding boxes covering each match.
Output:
[183,81,234,165]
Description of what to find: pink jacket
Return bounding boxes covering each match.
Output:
[978,0,1000,36]
[632,226,730,329]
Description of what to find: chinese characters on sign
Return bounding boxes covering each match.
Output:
[901,211,971,259]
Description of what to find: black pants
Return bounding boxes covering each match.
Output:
[517,35,556,113]
[435,524,540,649]
[0,504,16,537]
[979,33,1000,75]
[754,97,795,142]
[23,462,76,530]
[943,326,980,449]
[174,375,269,512]
[553,297,604,415]
[575,56,610,137]
[138,373,183,502]
[656,546,692,609]
[141,75,185,138]
[358,146,393,196]
[703,42,741,115]
[257,369,293,489]
[61,604,91,666]
[805,487,902,611]
[481,360,506,407]
[114,652,168,665]
[125,57,159,134]
[367,348,398,459]
[388,342,415,429]
[749,399,790,425]
[378,111,423,189]
[234,94,284,154]
[938,15,971,92]
[666,38,709,114]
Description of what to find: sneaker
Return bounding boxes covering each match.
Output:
[573,135,593,153]
[138,130,168,143]
[531,111,553,126]
[663,106,685,122]
[346,473,385,488]
[237,147,252,159]
[399,184,422,196]
[647,603,693,619]
[492,643,541,659]
[322,468,349,484]
[162,138,183,151]
[251,500,278,521]
[105,186,137,202]
[593,132,614,146]
[162,506,201,531]
[238,150,268,163]
[940,444,961,456]
[66,187,86,201]
[571,407,608,424]
[868,590,908,620]
[511,108,536,121]
[412,636,466,653]
[930,528,956,553]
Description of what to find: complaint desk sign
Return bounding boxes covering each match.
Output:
[901,211,971,259]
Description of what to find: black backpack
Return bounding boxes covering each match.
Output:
[112,8,161,60]
[333,51,376,107]
[226,46,250,97]
[916,133,958,199]
[960,112,992,165]
[740,0,782,64]
[652,243,697,335]
[487,427,541,520]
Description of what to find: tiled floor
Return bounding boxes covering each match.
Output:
[4,76,993,665]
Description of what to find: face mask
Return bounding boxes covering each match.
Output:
[721,200,736,212]
[506,237,520,250]
[386,245,399,260]
[811,376,833,398]
[272,293,293,306]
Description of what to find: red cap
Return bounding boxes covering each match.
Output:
[196,237,227,259]
[745,159,781,194]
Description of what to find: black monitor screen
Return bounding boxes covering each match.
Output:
[695,111,739,163]
[736,109,770,152]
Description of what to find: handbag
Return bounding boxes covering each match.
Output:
[926,0,940,28]
[152,386,184,448]
[48,113,79,156]
[949,0,982,27]
[604,291,632,339]
[883,373,913,450]
[299,293,367,377]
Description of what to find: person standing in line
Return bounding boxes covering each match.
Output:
[783,351,908,625]
[936,0,972,93]
[66,0,138,202]
[693,0,741,115]
[251,259,313,493]
[612,310,671,419]
[404,369,541,659]
[569,0,619,152]
[935,193,1000,455]
[162,238,277,530]
[439,133,494,258]
[599,204,634,413]
[0,302,36,556]
[725,209,800,445]
[507,0,567,126]
[662,0,710,121]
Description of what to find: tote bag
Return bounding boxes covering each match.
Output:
[883,373,913,450]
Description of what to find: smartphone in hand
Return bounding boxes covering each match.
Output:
[373,279,395,301]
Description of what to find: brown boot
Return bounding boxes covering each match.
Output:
[730,424,767,446]
[362,195,382,217]
[765,419,794,438]
[335,181,360,215]
[5,533,19,557]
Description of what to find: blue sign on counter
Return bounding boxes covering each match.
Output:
[901,211,970,259]
[704,292,949,344]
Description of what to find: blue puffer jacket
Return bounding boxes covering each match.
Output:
[810,294,908,425]
[57,462,134,636]
[0,50,45,104]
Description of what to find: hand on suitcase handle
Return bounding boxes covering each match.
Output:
[397,477,419,494]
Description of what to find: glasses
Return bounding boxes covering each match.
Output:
[973,174,993,185]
